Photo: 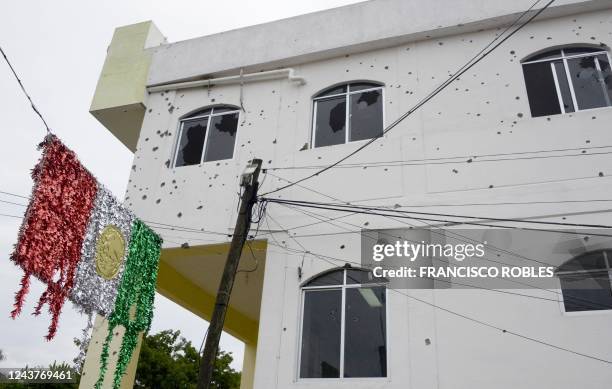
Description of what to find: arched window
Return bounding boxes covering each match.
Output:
[173,105,240,167]
[521,46,612,117]
[557,250,612,312]
[299,267,387,379]
[312,82,384,148]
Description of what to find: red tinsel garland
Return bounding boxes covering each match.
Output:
[10,135,97,340]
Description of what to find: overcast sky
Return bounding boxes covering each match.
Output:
[0,0,362,371]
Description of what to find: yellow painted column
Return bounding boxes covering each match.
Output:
[78,314,143,389]
[240,341,257,389]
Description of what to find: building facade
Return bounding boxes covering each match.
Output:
[83,1,612,388]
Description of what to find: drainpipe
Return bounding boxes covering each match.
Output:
[147,68,305,93]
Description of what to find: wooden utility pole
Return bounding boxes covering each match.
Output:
[197,159,262,389]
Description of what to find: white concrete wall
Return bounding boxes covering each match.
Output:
[125,6,612,389]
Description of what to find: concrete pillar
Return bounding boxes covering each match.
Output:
[78,314,143,389]
[240,341,257,389]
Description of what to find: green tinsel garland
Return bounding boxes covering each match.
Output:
[95,220,162,389]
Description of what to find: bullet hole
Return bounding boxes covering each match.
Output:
[592,116,596,120]
[452,169,458,173]
[272,90,275,94]
[346,69,349,72]
[467,158,473,163]
[586,140,591,143]
[489,185,494,188]
[599,172,604,177]
[497,131,501,135]
[425,338,431,345]
[177,212,183,217]
[384,66,389,70]
[152,146,158,151]
[268,160,272,164]
[510,50,515,55]
[142,195,147,200]
[546,118,551,121]
[197,205,203,210]
[181,242,190,249]
[590,36,596,40]
[517,113,523,118]
[156,199,161,204]
[172,180,176,184]
[131,164,136,171]
[582,150,586,153]
[515,96,520,100]
[546,37,552,40]
[340,245,345,249]
[168,105,175,113]
[438,42,443,46]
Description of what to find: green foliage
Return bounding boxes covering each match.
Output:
[135,329,241,389]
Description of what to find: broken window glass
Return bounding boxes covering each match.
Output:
[174,106,240,167]
[175,118,207,167]
[349,89,383,141]
[522,47,612,117]
[204,112,239,162]
[313,82,384,148]
[567,55,609,110]
[314,96,346,148]
[300,289,342,378]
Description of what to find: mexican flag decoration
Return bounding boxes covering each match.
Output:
[10,134,162,388]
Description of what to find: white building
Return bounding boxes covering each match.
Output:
[82,0,612,388]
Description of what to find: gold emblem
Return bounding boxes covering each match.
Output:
[95,225,125,280]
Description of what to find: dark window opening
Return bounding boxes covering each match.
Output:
[313,82,384,148]
[299,269,388,379]
[173,106,240,167]
[557,250,612,312]
[522,48,612,117]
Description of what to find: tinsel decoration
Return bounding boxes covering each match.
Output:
[69,185,135,368]
[9,134,163,385]
[70,186,134,316]
[10,134,97,340]
[95,220,162,389]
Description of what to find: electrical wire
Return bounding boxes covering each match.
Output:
[260,0,556,196]
[265,145,612,171]
[263,212,612,364]
[0,45,51,133]
[264,198,612,229]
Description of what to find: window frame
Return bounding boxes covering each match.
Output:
[311,82,385,149]
[521,48,612,115]
[171,105,241,168]
[556,250,612,315]
[296,268,389,381]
